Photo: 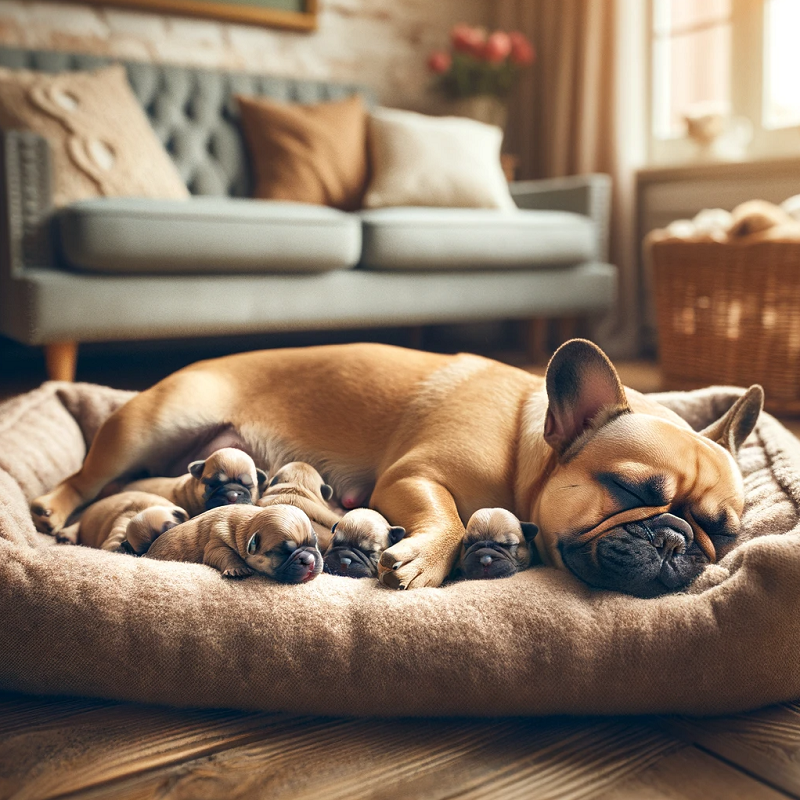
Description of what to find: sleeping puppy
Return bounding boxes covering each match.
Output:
[57,491,188,553]
[456,508,539,580]
[144,503,323,582]
[125,447,268,517]
[258,462,342,552]
[323,508,406,578]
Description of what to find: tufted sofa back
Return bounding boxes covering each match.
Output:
[0,46,373,198]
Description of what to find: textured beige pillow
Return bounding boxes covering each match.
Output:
[363,107,516,211]
[0,64,189,207]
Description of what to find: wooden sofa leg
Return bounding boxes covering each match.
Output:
[525,319,550,365]
[44,341,78,382]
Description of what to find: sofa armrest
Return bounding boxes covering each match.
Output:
[0,129,54,280]
[510,174,612,261]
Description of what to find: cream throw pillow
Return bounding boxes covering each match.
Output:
[0,64,189,207]
[363,107,516,211]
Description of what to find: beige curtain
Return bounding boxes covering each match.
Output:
[496,0,646,358]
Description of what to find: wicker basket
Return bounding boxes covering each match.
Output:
[649,238,800,414]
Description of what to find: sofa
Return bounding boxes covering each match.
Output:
[0,47,616,381]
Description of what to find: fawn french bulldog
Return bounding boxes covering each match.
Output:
[31,340,762,596]
[125,447,267,517]
[323,508,406,579]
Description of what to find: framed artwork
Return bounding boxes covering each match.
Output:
[79,0,318,32]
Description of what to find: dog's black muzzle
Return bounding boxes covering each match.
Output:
[461,540,519,580]
[276,546,322,584]
[204,481,253,510]
[324,546,376,579]
[560,512,709,597]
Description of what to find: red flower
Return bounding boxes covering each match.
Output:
[509,31,535,66]
[427,50,452,74]
[483,31,512,64]
[451,23,486,57]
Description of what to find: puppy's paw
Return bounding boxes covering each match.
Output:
[377,535,453,590]
[221,565,255,579]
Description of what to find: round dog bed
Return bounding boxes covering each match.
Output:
[2,381,799,716]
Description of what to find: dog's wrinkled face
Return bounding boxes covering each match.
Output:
[266,461,334,504]
[533,340,763,597]
[458,508,538,580]
[243,505,323,584]
[126,505,188,555]
[189,447,268,510]
[324,508,405,578]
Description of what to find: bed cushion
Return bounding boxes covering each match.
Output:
[58,197,362,274]
[358,208,596,270]
[1,382,799,716]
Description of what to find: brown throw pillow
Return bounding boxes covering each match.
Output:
[236,93,368,212]
[0,64,189,207]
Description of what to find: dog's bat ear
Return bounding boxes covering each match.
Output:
[188,460,205,479]
[268,474,281,488]
[320,483,334,501]
[388,526,406,545]
[256,469,269,491]
[543,339,630,456]
[520,522,539,543]
[700,385,764,456]
[331,521,338,533]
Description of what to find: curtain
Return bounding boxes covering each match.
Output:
[495,0,647,358]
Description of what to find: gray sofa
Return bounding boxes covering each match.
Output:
[0,47,616,380]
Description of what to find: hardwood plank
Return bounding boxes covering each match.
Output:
[659,702,800,799]
[59,718,730,800]
[595,745,790,800]
[0,692,330,800]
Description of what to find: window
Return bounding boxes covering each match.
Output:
[649,0,800,162]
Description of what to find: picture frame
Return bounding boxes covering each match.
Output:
[78,0,318,32]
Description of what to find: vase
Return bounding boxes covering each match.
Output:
[449,95,508,131]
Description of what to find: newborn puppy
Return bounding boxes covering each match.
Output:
[457,508,539,580]
[144,504,323,582]
[126,447,268,517]
[324,508,405,579]
[57,491,188,553]
[258,461,342,551]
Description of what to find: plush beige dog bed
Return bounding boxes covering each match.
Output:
[2,381,800,717]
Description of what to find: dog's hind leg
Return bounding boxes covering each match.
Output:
[371,471,466,589]
[31,382,224,535]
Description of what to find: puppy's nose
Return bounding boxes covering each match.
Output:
[480,554,493,567]
[340,557,352,567]
[226,490,242,502]
[297,550,315,565]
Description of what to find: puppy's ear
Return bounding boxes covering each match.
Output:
[388,526,406,545]
[331,521,338,533]
[700,385,764,456]
[544,339,630,457]
[268,474,281,488]
[256,468,269,491]
[520,522,539,544]
[320,483,334,501]
[188,460,206,479]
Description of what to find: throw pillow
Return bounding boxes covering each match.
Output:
[0,64,189,207]
[236,93,368,212]
[363,107,516,211]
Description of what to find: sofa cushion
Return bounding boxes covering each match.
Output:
[359,207,596,270]
[58,197,362,274]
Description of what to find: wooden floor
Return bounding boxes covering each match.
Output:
[3,345,800,799]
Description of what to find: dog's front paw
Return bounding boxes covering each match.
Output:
[221,565,255,579]
[377,535,453,589]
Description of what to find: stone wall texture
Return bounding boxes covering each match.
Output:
[0,0,490,109]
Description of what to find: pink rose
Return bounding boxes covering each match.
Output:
[483,31,512,64]
[509,31,536,66]
[427,50,452,74]
[451,23,486,56]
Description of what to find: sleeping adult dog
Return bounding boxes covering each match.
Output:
[30,339,763,596]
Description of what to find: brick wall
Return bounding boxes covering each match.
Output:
[0,0,489,109]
